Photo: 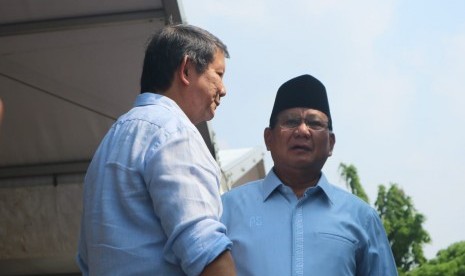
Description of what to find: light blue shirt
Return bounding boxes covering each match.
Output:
[221,170,398,276]
[77,93,231,276]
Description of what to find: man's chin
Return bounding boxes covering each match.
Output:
[202,112,215,122]
[208,108,216,119]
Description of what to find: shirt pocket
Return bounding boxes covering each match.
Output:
[305,232,357,275]
[317,231,356,246]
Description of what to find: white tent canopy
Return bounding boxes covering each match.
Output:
[0,0,189,177]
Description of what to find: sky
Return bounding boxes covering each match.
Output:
[181,0,465,259]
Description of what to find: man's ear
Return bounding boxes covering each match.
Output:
[179,55,190,85]
[328,132,336,156]
[264,127,272,151]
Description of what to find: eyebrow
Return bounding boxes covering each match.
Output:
[281,113,323,119]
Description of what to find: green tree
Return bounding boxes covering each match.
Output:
[375,184,431,273]
[338,163,369,203]
[407,241,465,276]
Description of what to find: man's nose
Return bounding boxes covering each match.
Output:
[294,121,311,136]
[219,84,226,97]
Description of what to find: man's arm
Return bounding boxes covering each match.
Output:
[200,250,236,276]
[359,209,398,275]
[146,129,233,275]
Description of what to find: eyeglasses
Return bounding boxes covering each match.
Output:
[278,115,328,131]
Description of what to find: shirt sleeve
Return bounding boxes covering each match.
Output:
[358,208,398,276]
[144,127,232,276]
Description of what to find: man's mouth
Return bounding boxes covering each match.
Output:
[290,145,311,151]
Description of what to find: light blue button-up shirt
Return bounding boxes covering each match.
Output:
[77,93,231,276]
[221,170,398,276]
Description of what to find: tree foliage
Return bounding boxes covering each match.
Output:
[407,241,465,276]
[338,162,435,273]
[375,184,431,273]
[338,163,369,203]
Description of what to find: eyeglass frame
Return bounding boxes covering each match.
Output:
[276,114,329,132]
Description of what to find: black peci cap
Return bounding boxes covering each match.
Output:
[269,74,332,130]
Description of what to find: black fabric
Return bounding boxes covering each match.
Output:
[269,74,332,130]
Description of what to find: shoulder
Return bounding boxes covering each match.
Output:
[222,180,263,205]
[114,99,200,147]
[123,104,193,133]
[322,183,386,236]
[114,94,193,133]
[324,182,377,216]
[109,97,211,161]
[221,180,264,225]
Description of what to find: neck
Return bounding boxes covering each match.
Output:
[163,81,198,124]
[273,166,321,198]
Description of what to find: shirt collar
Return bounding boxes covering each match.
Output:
[261,169,283,201]
[261,168,335,205]
[135,92,191,123]
[312,173,335,205]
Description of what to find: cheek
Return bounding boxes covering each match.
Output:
[211,75,223,89]
[272,138,288,152]
[317,137,332,153]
